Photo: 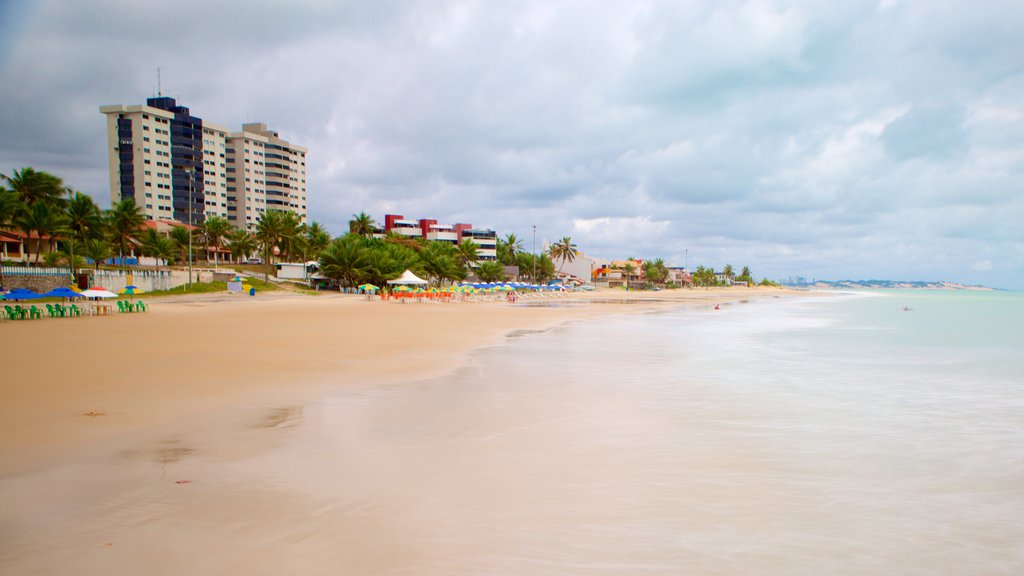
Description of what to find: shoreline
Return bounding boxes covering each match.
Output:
[1,286,804,476]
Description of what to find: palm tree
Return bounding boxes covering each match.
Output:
[303,221,331,261]
[227,228,257,264]
[723,264,734,284]
[0,186,20,287]
[419,241,461,285]
[14,201,68,263]
[3,167,65,208]
[168,225,193,265]
[548,236,578,272]
[106,199,145,265]
[56,238,86,277]
[0,186,20,229]
[476,261,506,283]
[455,238,480,268]
[275,211,304,262]
[642,258,669,286]
[497,233,523,266]
[66,191,104,241]
[534,253,556,284]
[255,210,288,281]
[318,235,369,288]
[349,211,375,236]
[200,215,231,268]
[140,229,177,272]
[81,238,113,271]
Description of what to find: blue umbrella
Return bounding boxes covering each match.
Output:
[3,288,42,300]
[42,287,82,299]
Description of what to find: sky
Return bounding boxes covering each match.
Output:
[1,0,1022,289]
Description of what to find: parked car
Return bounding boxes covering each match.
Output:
[245,257,263,264]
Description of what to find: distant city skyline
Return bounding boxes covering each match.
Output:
[0,1,1021,289]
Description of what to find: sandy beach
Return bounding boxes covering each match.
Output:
[1,286,788,476]
[2,285,815,575]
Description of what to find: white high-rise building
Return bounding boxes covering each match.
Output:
[226,123,307,231]
[101,98,306,229]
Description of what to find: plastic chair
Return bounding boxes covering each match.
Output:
[69,304,82,317]
[45,303,57,317]
[29,305,43,319]
[116,300,127,313]
[135,301,148,312]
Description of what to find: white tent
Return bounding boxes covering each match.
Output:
[387,270,428,285]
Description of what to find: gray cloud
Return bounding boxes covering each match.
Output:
[1,0,1022,289]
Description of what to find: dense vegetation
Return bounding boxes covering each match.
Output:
[2,166,769,290]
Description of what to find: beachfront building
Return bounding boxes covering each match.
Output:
[382,214,498,261]
[101,98,306,231]
[547,247,606,284]
[593,258,645,288]
[667,267,693,287]
[100,97,229,224]
[227,123,308,232]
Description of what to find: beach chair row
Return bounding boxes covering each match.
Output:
[3,303,83,320]
[117,300,148,313]
[2,300,148,320]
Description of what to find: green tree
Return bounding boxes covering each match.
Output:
[348,211,376,236]
[255,210,288,281]
[0,186,21,288]
[106,199,145,265]
[318,235,369,288]
[455,238,480,268]
[476,261,506,283]
[275,211,304,262]
[168,225,193,265]
[736,266,753,285]
[419,241,461,285]
[66,191,104,242]
[365,241,420,288]
[55,238,86,276]
[303,221,331,261]
[3,167,65,208]
[14,201,68,264]
[692,265,717,287]
[0,186,23,229]
[200,215,231,268]
[534,253,556,283]
[81,238,113,271]
[496,233,523,266]
[548,236,578,272]
[642,258,669,286]
[227,228,257,264]
[139,229,177,272]
[723,264,734,284]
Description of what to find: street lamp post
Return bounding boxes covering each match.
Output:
[532,225,536,282]
[188,171,194,289]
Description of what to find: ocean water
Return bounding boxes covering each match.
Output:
[3,291,1023,575]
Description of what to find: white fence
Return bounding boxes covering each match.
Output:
[1,266,223,292]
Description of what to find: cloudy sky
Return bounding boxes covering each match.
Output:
[1,0,1022,288]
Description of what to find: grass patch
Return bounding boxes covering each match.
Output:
[144,277,281,298]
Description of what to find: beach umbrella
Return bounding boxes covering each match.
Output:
[119,285,145,305]
[3,288,43,300]
[80,288,118,298]
[358,284,379,291]
[42,287,82,299]
[394,285,412,292]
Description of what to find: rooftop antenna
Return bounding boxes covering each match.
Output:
[157,67,162,97]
